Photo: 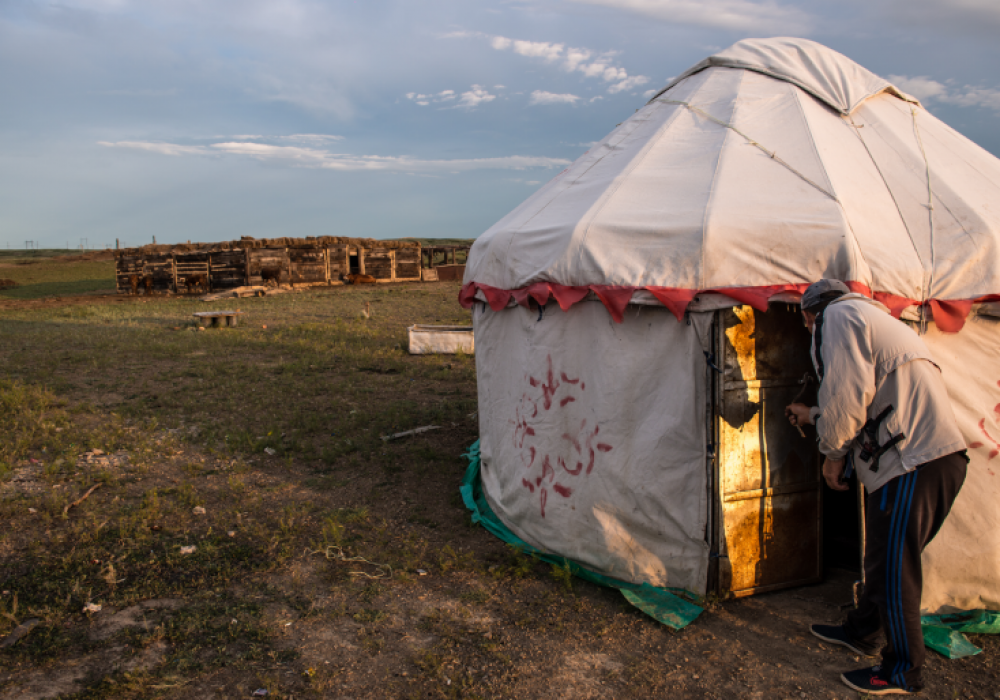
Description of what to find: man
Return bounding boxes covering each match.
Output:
[785,279,968,695]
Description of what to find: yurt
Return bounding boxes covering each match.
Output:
[460,37,1000,615]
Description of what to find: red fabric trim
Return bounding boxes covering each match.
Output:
[550,284,590,311]
[873,292,918,319]
[458,282,478,309]
[709,284,809,311]
[475,284,512,311]
[459,280,987,332]
[930,299,974,333]
[846,281,873,297]
[645,287,699,321]
[590,286,634,323]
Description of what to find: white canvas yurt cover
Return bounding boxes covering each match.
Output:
[461,37,1000,621]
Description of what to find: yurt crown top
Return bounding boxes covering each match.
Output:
[649,37,919,116]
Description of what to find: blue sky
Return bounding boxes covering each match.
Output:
[1,0,998,249]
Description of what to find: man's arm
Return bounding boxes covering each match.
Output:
[784,403,814,426]
[784,403,850,491]
[813,306,877,461]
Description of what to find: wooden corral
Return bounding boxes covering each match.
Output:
[421,245,469,269]
[114,236,423,294]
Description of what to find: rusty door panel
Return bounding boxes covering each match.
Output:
[715,304,822,597]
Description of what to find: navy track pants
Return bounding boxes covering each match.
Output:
[843,450,967,691]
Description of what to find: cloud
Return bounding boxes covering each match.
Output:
[889,74,1000,112]
[563,48,591,72]
[529,90,581,106]
[406,87,485,108]
[512,39,564,62]
[608,75,649,94]
[564,0,813,34]
[97,141,208,156]
[947,86,1000,111]
[211,142,330,163]
[99,139,570,173]
[887,75,948,102]
[278,134,345,144]
[483,33,648,95]
[456,85,496,109]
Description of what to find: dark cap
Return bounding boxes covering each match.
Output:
[801,279,850,312]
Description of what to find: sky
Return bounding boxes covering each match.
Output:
[1,0,998,250]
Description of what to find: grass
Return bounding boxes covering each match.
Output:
[0,284,476,460]
[0,259,527,698]
[0,252,116,299]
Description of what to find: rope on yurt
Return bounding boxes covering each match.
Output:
[847,114,927,326]
[912,106,935,334]
[660,99,839,203]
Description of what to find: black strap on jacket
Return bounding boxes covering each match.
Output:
[858,404,906,473]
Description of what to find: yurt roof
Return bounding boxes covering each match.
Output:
[461,38,1000,332]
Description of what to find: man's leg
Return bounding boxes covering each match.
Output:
[883,452,967,690]
[842,483,891,648]
[812,481,886,656]
[849,453,967,691]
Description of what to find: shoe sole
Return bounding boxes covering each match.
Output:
[810,627,878,657]
[840,673,912,695]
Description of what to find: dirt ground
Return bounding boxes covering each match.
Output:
[0,276,997,699]
[3,429,997,699]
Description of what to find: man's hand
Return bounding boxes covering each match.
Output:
[785,403,814,427]
[822,457,849,491]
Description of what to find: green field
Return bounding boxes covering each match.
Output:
[0,251,116,300]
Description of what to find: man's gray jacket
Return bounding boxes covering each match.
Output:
[809,294,966,492]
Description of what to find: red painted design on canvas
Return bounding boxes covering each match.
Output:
[974,419,1000,460]
[515,355,612,517]
[967,384,1000,466]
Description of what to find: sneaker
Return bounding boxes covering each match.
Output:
[841,665,913,695]
[810,624,879,656]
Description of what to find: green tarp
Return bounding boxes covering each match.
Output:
[460,440,703,630]
[921,610,1000,659]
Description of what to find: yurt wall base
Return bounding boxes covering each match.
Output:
[474,300,712,594]
[461,440,704,630]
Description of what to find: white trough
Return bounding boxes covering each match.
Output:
[407,325,474,355]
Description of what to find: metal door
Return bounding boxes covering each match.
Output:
[713,304,823,597]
